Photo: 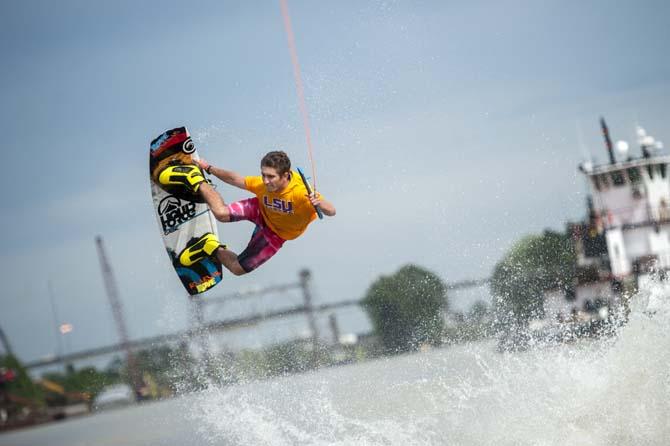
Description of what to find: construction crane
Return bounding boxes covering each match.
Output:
[95,236,140,395]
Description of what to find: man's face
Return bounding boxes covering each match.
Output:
[261,166,290,192]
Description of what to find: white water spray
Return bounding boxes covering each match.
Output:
[181,280,669,446]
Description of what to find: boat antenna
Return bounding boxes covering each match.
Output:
[600,117,616,165]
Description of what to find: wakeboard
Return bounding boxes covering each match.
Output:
[149,126,223,295]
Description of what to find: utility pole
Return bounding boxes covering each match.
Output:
[47,280,65,366]
[0,325,13,357]
[95,236,140,394]
[299,269,319,364]
[328,313,340,345]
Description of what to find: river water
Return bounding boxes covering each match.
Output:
[2,286,669,446]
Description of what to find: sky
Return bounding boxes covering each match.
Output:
[1,0,670,366]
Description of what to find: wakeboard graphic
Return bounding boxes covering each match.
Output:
[149,127,223,295]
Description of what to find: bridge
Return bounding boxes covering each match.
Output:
[22,274,489,370]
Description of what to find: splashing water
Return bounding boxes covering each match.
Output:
[182,281,670,446]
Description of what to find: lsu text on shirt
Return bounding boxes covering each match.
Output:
[244,171,319,240]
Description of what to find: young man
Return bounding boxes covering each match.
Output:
[158,151,336,275]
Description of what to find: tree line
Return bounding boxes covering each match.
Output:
[360,229,576,353]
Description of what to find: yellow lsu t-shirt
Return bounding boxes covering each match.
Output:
[244,171,319,240]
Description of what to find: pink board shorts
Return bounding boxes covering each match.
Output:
[227,198,286,272]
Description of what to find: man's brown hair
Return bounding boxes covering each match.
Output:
[261,151,291,176]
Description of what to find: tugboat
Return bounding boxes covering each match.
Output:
[543,118,668,334]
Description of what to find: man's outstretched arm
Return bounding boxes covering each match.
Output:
[196,158,246,190]
[308,192,336,217]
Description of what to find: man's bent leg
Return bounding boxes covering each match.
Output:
[198,183,232,222]
[215,248,247,276]
[236,227,285,273]
[205,197,268,275]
